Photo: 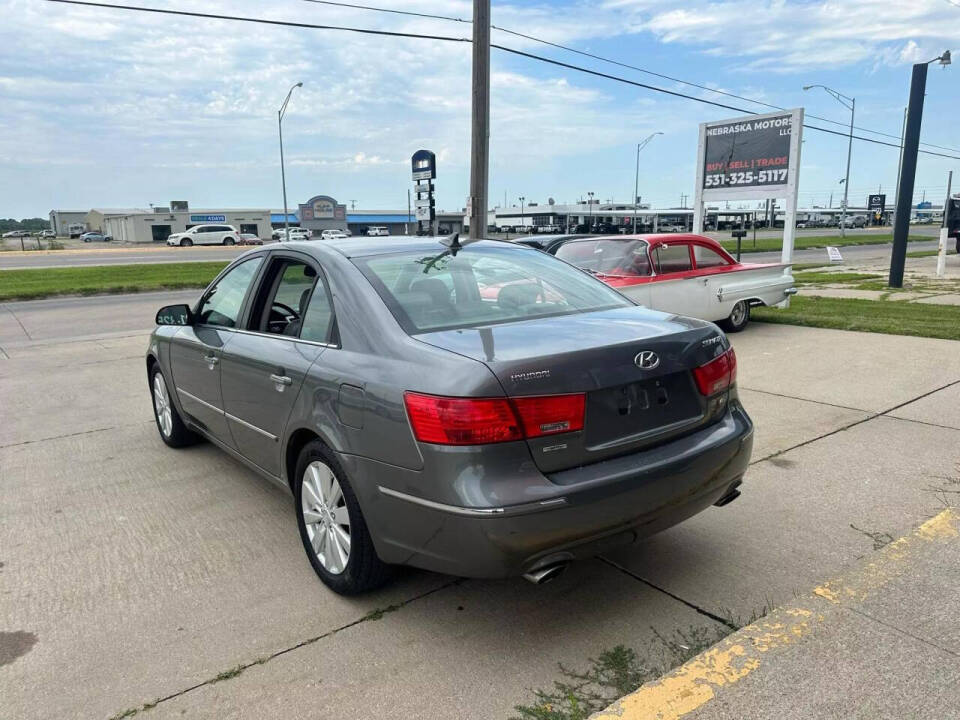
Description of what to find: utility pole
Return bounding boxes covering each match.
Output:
[467,0,490,241]
[892,107,907,229]
[519,196,525,230]
[890,50,951,288]
[406,189,411,235]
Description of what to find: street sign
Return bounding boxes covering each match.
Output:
[411,149,437,235]
[827,246,844,262]
[868,194,886,225]
[414,197,434,209]
[415,206,435,221]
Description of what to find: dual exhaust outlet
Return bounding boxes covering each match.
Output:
[521,562,569,585]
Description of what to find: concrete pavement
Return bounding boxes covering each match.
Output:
[594,509,960,720]
[2,303,959,719]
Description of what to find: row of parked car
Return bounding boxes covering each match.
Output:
[2,229,57,238]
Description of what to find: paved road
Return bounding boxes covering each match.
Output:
[0,227,940,269]
[2,295,959,718]
[741,239,941,265]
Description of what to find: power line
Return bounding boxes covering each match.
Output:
[297,0,960,154]
[493,44,960,161]
[45,0,960,162]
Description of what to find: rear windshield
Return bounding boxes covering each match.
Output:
[354,244,632,333]
[554,239,652,277]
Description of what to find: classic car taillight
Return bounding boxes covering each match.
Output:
[404,392,585,446]
[693,348,737,396]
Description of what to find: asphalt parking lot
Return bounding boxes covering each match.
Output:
[2,291,960,718]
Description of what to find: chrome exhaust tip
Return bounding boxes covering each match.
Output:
[522,562,568,585]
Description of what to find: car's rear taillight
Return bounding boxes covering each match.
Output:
[693,348,737,396]
[512,394,585,438]
[403,392,586,446]
[404,393,522,445]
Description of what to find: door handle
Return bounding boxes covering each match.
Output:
[204,354,219,368]
[270,373,293,388]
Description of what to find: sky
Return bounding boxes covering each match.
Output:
[1,0,958,219]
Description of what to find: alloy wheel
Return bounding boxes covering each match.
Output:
[301,461,351,574]
[152,373,173,437]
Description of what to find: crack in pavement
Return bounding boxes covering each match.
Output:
[107,578,462,719]
[0,424,125,450]
[3,306,32,341]
[750,378,960,466]
[597,556,740,632]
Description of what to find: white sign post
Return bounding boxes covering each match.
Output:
[693,108,804,272]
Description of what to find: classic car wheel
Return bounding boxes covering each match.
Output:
[295,440,391,594]
[721,301,750,333]
[150,365,198,448]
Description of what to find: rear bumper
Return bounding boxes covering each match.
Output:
[344,402,753,578]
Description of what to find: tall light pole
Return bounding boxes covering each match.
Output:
[587,191,595,231]
[804,84,854,237]
[278,82,302,241]
[633,132,662,233]
[890,50,951,288]
[518,196,525,231]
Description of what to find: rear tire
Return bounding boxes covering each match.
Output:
[294,440,392,594]
[180,238,193,247]
[223,236,236,246]
[720,301,750,332]
[149,364,199,448]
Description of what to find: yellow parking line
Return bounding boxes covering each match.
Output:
[590,508,958,720]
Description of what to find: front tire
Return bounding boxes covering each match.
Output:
[720,300,750,332]
[180,238,193,247]
[294,440,391,594]
[149,365,199,447]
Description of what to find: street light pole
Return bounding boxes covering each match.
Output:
[278,82,302,241]
[803,84,854,238]
[587,191,594,230]
[519,196,525,231]
[890,50,951,288]
[468,0,491,241]
[633,132,662,233]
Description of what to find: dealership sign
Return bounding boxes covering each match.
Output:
[190,214,226,223]
[693,108,804,267]
[696,109,803,201]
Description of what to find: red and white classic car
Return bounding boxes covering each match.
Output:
[549,234,796,331]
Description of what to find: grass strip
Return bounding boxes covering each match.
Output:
[753,295,960,341]
[0,261,228,301]
[719,233,928,254]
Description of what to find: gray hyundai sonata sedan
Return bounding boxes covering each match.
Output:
[147,237,752,594]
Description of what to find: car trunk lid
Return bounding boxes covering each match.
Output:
[415,306,731,472]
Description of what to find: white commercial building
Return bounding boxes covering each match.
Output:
[99,208,273,243]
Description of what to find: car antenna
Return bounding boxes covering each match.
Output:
[437,232,477,256]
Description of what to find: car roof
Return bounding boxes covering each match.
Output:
[283,236,525,259]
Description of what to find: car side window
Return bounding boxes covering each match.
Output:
[299,272,335,344]
[693,245,730,269]
[257,261,317,336]
[195,257,263,328]
[654,244,693,274]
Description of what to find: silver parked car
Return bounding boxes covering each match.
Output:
[147,237,752,594]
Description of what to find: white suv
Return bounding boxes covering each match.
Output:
[367,226,389,237]
[320,229,350,240]
[167,224,240,247]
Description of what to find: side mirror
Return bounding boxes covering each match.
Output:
[156,304,192,326]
